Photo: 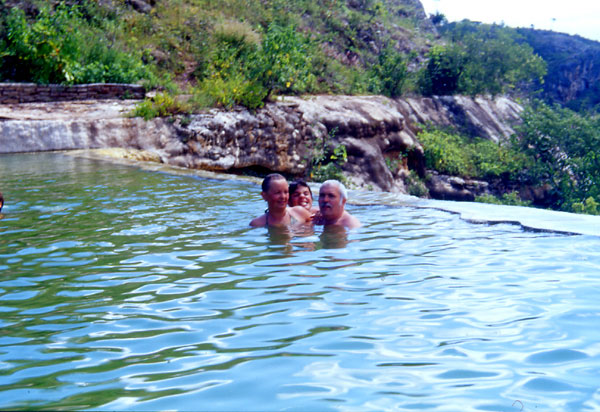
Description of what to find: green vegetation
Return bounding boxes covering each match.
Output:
[193,21,316,109]
[476,192,531,207]
[130,92,191,120]
[418,100,600,215]
[421,21,547,96]
[404,170,429,198]
[418,127,529,180]
[0,2,156,85]
[0,0,425,110]
[2,1,600,215]
[367,46,408,98]
[0,2,547,110]
[308,127,348,184]
[513,101,600,214]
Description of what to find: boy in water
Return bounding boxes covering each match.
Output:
[250,174,312,227]
[289,180,319,213]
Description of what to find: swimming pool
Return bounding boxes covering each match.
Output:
[1,152,599,411]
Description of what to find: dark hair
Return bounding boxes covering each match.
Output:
[289,180,312,198]
[261,173,286,192]
[0,191,3,212]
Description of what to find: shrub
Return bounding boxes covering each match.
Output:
[0,2,154,85]
[194,21,315,108]
[131,92,190,120]
[418,44,464,96]
[0,5,80,84]
[198,74,267,109]
[418,128,530,180]
[571,197,599,215]
[418,129,471,175]
[515,101,600,213]
[419,22,546,96]
[307,128,348,184]
[249,22,316,96]
[476,192,531,207]
[405,170,429,197]
[368,45,407,98]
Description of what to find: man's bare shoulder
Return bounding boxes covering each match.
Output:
[341,211,361,229]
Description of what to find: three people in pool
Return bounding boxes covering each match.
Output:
[249,174,312,228]
[250,174,360,229]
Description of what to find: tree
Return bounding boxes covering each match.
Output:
[418,44,463,95]
[369,45,407,98]
[420,21,547,97]
[450,22,546,96]
[515,101,600,212]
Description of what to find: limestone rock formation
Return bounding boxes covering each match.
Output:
[0,94,524,199]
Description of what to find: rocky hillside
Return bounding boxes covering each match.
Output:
[516,28,600,112]
[2,0,599,213]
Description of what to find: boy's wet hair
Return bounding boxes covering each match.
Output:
[261,173,286,192]
[289,180,313,198]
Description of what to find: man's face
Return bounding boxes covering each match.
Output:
[262,179,289,209]
[319,184,345,221]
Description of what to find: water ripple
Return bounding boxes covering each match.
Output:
[0,153,598,411]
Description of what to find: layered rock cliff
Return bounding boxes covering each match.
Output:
[0,94,522,198]
[516,28,600,112]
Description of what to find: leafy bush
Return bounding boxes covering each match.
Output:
[418,44,464,96]
[405,170,429,197]
[420,22,546,96]
[249,22,317,96]
[198,74,267,109]
[307,127,348,184]
[368,45,408,98]
[0,2,155,85]
[194,21,315,109]
[131,92,191,120]
[418,128,529,180]
[514,101,600,213]
[476,192,531,207]
[0,5,80,84]
[571,197,599,215]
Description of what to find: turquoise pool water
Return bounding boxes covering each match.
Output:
[1,152,599,411]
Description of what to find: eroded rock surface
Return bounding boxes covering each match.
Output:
[0,94,524,199]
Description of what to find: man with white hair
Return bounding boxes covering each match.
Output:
[317,180,361,229]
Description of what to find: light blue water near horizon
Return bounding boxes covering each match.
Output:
[1,152,600,411]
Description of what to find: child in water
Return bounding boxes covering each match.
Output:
[249,174,312,227]
[288,180,319,213]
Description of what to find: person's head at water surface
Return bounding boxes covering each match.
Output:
[249,174,311,227]
[261,173,285,193]
[318,180,347,221]
[289,180,314,211]
[0,191,3,212]
[318,180,360,229]
[261,173,289,209]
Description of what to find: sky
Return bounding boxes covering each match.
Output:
[419,0,600,42]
